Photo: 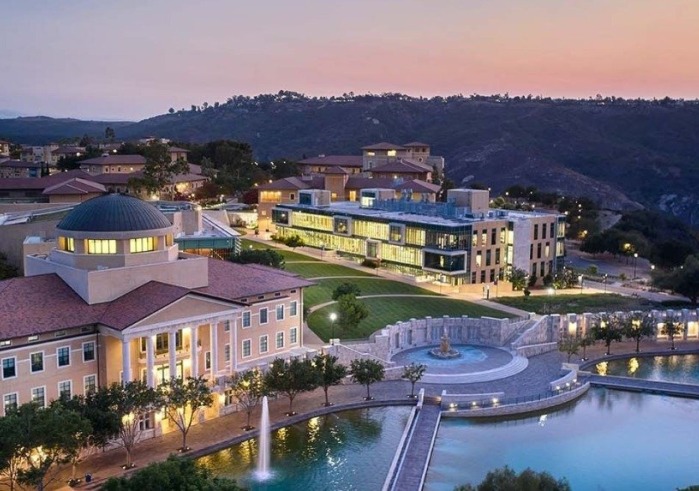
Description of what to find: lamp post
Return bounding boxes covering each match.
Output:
[633,252,638,279]
[579,274,584,293]
[603,273,608,293]
[329,313,337,345]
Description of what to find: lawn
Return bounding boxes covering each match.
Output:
[493,293,659,315]
[308,297,513,341]
[303,277,440,308]
[284,262,374,278]
[239,239,320,262]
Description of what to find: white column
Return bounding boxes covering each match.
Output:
[190,326,198,378]
[210,322,219,376]
[122,339,132,383]
[168,331,177,379]
[234,316,238,375]
[146,335,155,388]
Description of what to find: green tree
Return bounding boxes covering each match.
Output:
[590,313,625,355]
[557,336,580,363]
[264,358,318,415]
[283,234,305,249]
[331,282,362,300]
[508,268,527,291]
[227,369,267,430]
[159,376,213,451]
[652,254,699,305]
[624,313,657,353]
[401,362,426,398]
[350,359,385,400]
[312,354,347,406]
[661,314,684,350]
[579,332,596,361]
[105,126,116,141]
[101,455,243,491]
[106,381,162,468]
[455,465,570,491]
[0,412,23,491]
[9,403,91,491]
[230,248,285,269]
[129,142,189,196]
[336,294,369,334]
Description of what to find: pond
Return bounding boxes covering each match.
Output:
[198,406,411,491]
[425,389,699,490]
[592,353,699,384]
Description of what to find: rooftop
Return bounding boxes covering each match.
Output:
[57,194,173,232]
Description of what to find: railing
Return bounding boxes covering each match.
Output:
[443,381,587,412]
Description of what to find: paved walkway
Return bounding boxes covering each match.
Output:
[390,403,441,491]
[586,374,699,398]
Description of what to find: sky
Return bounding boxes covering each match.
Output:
[1,0,698,121]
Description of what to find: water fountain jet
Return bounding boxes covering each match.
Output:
[254,396,272,481]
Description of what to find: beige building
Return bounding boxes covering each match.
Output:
[80,154,147,175]
[2,195,313,436]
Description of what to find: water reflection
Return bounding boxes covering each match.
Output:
[593,354,699,384]
[198,406,410,491]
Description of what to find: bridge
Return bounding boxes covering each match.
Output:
[586,374,699,399]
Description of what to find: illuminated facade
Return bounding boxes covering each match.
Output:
[273,188,565,286]
[2,195,312,439]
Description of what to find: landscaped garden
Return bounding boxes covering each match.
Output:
[493,292,658,315]
[303,277,440,308]
[309,297,513,341]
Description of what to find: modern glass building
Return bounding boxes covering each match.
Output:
[273,188,565,286]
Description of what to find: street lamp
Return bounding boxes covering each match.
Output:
[633,252,638,279]
[329,313,337,345]
[603,273,608,293]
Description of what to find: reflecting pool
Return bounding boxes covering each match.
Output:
[592,354,699,384]
[425,389,699,490]
[198,406,411,491]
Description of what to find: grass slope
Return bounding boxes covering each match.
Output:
[303,278,440,308]
[493,293,657,315]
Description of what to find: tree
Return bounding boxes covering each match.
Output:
[661,314,684,350]
[283,234,305,249]
[652,254,699,305]
[0,252,19,280]
[336,294,369,334]
[401,363,426,398]
[624,313,656,353]
[264,358,318,415]
[129,142,189,196]
[106,381,162,468]
[159,376,213,451]
[9,403,91,491]
[590,314,624,355]
[579,333,595,361]
[331,282,362,300]
[102,455,243,491]
[558,336,580,363]
[313,354,347,406]
[227,369,267,430]
[105,126,116,141]
[455,465,570,491]
[0,412,23,491]
[350,359,385,400]
[230,248,285,269]
[508,268,527,291]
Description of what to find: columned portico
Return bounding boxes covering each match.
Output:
[190,326,198,378]
[210,322,219,377]
[168,331,177,379]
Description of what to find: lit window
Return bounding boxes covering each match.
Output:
[30,352,44,373]
[87,239,116,254]
[3,393,18,415]
[276,332,284,349]
[387,150,397,157]
[31,387,45,407]
[130,237,155,253]
[58,236,75,252]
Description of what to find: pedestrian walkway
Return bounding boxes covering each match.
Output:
[586,374,699,399]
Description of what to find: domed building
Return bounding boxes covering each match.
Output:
[1,194,313,436]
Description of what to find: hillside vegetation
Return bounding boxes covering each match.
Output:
[2,93,699,226]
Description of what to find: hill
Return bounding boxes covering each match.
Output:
[2,94,698,226]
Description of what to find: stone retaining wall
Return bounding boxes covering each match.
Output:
[556,309,699,340]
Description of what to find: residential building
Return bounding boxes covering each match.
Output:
[297,155,363,176]
[0,140,10,158]
[272,188,565,287]
[0,159,44,179]
[1,194,312,437]
[79,154,147,175]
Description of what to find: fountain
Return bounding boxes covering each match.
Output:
[429,327,461,359]
[254,396,272,481]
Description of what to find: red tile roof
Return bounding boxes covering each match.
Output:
[298,155,363,167]
[323,167,349,175]
[394,179,440,193]
[361,142,406,151]
[42,178,106,195]
[258,177,318,191]
[370,159,429,174]
[0,170,93,190]
[403,142,430,147]
[79,155,146,166]
[0,259,313,338]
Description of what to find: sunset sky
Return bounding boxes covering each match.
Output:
[2,0,698,120]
